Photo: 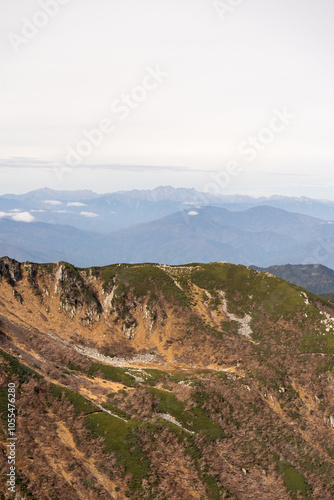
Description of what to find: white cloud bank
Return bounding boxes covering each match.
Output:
[0,211,35,223]
[67,202,86,207]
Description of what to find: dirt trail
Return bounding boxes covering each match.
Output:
[55,416,121,498]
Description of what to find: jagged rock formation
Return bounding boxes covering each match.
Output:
[0,256,21,285]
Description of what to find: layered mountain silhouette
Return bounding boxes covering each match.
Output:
[1,200,334,268]
[2,187,334,233]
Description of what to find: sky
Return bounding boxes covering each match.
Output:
[1,0,334,198]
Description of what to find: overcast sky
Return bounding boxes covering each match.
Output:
[1,0,333,197]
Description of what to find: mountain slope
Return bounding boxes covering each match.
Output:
[0,258,334,498]
[0,218,110,266]
[98,206,334,267]
[251,264,334,295]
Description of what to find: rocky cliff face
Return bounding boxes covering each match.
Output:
[0,260,228,365]
[0,256,21,285]
[1,258,334,499]
[2,257,334,366]
[6,260,170,331]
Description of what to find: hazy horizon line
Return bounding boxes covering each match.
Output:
[1,184,334,203]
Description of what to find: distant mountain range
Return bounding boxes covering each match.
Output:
[102,205,333,267]
[2,186,334,235]
[1,191,334,268]
[251,263,334,296]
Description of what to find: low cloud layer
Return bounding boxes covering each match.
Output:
[80,211,98,218]
[0,211,35,223]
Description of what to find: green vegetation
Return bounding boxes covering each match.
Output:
[142,368,168,385]
[60,261,83,282]
[191,263,306,318]
[97,263,119,290]
[88,363,137,386]
[278,461,311,498]
[102,402,130,420]
[0,351,42,438]
[316,356,334,374]
[67,361,82,372]
[148,387,225,440]
[72,362,173,388]
[300,332,334,355]
[189,405,227,440]
[101,263,190,307]
[149,387,191,423]
[49,384,97,415]
[202,472,233,499]
[84,413,152,491]
[0,349,41,384]
[39,262,57,274]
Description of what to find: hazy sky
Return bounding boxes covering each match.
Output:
[1,0,334,197]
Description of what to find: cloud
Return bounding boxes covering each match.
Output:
[0,211,35,223]
[12,212,35,222]
[188,211,199,216]
[0,158,214,174]
[67,202,86,207]
[43,200,62,205]
[80,211,98,218]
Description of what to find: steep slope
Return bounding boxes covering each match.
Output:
[0,258,334,498]
[251,264,334,295]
